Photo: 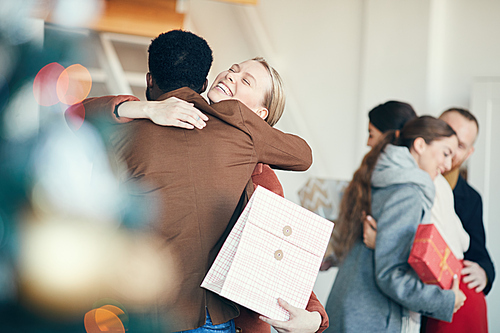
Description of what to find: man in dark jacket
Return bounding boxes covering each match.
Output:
[440,108,495,295]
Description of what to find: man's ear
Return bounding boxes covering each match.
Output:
[255,107,269,121]
[200,79,209,94]
[413,137,427,155]
[395,129,401,139]
[146,72,154,89]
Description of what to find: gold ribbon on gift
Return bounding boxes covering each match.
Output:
[414,238,454,284]
[440,248,451,272]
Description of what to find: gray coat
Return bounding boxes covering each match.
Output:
[325,145,455,333]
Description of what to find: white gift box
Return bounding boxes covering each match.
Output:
[201,186,334,321]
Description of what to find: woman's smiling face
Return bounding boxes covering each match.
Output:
[416,135,458,180]
[207,60,271,114]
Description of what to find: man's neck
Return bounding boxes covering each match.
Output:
[444,168,460,189]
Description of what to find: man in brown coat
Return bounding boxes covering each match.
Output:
[73,30,312,332]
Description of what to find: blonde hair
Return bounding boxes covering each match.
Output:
[252,57,286,127]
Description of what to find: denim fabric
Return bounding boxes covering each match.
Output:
[179,310,235,333]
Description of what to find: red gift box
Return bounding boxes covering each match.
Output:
[408,224,463,289]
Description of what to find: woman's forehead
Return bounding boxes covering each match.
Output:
[240,60,271,88]
[431,135,458,148]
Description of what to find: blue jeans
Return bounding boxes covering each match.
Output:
[178,309,235,333]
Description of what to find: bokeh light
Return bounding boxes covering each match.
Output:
[103,232,179,306]
[33,63,92,107]
[57,64,92,105]
[84,305,126,333]
[52,0,104,29]
[3,82,40,142]
[18,217,109,317]
[33,62,65,106]
[32,122,123,223]
[0,0,43,45]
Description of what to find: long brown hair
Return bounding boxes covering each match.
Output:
[332,116,456,260]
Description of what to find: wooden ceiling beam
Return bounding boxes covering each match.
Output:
[93,0,184,37]
[31,0,184,37]
[214,0,258,4]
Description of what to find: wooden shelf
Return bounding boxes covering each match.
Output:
[31,0,184,37]
[92,0,184,37]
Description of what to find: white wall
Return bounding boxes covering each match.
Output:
[185,0,499,328]
[470,79,500,330]
[427,0,500,113]
[187,0,366,197]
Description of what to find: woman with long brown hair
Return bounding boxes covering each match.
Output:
[324,116,466,333]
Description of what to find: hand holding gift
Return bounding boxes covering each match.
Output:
[451,274,466,313]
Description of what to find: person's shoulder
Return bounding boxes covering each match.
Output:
[377,179,428,194]
[374,182,425,208]
[211,99,255,117]
[210,99,270,130]
[165,87,210,107]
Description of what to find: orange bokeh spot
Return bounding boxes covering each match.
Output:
[101,305,128,326]
[57,64,92,105]
[84,305,125,333]
[33,62,65,106]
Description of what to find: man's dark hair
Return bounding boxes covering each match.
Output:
[148,30,213,93]
[368,100,417,133]
[441,107,479,133]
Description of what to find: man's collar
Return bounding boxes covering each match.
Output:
[444,168,460,189]
[157,87,199,101]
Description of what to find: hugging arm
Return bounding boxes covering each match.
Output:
[65,95,139,127]
[117,97,208,129]
[223,101,312,171]
[66,95,207,129]
[71,95,312,171]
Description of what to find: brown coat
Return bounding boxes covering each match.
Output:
[75,88,312,331]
